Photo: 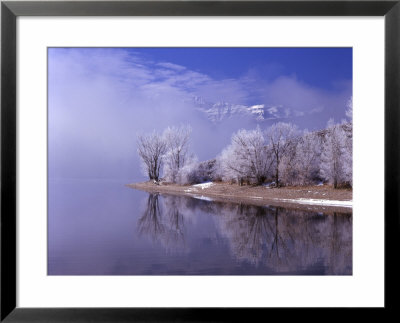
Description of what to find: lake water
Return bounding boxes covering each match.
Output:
[48,179,352,275]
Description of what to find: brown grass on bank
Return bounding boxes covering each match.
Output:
[127,181,352,213]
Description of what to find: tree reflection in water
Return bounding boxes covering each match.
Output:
[137,193,164,238]
[216,203,352,274]
[138,194,188,254]
[138,193,352,274]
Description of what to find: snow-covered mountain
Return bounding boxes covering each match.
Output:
[192,96,291,123]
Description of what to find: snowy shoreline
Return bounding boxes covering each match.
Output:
[192,195,352,208]
[127,181,353,212]
[276,198,352,208]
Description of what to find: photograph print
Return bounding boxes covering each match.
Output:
[48,47,352,275]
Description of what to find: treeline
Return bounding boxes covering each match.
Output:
[137,102,352,189]
[217,120,352,188]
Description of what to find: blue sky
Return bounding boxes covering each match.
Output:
[130,47,352,90]
[48,47,352,180]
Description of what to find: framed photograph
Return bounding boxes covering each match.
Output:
[1,0,399,321]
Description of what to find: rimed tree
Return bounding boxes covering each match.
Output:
[137,131,167,181]
[320,120,350,188]
[219,127,273,185]
[292,130,323,185]
[265,122,299,187]
[163,125,192,183]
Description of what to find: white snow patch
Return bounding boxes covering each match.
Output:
[276,198,352,208]
[192,195,214,202]
[192,182,214,190]
[184,188,198,193]
[263,182,276,188]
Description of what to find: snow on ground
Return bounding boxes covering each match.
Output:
[263,182,275,188]
[192,182,214,189]
[184,187,198,192]
[276,198,352,208]
[192,195,214,202]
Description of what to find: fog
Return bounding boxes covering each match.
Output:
[48,48,352,182]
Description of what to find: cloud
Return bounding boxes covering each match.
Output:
[269,76,351,122]
[156,62,186,71]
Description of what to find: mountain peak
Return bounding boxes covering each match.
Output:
[191,96,289,123]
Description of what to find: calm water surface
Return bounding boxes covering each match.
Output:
[48,179,352,275]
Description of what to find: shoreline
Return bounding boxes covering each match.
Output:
[127,181,352,213]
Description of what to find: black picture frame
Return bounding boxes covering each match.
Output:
[1,0,399,321]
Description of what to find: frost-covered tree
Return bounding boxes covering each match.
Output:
[218,145,244,183]
[341,123,353,187]
[343,97,353,186]
[137,131,167,181]
[219,127,273,185]
[292,131,323,185]
[265,122,299,187]
[321,97,353,187]
[320,120,351,188]
[277,141,298,186]
[345,96,353,123]
[188,159,218,183]
[163,125,192,183]
[174,155,199,185]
